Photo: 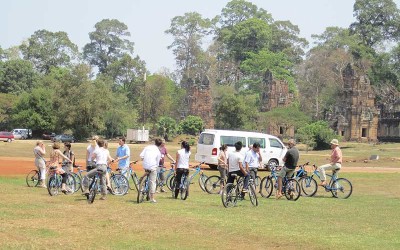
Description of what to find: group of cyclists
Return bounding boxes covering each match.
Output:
[32,135,343,203]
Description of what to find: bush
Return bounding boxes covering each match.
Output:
[179,115,204,136]
[297,121,337,150]
[156,116,178,141]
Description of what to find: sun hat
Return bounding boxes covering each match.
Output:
[330,139,339,145]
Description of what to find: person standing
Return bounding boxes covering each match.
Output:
[33,141,47,188]
[49,142,73,193]
[115,137,130,177]
[227,141,249,191]
[63,142,75,172]
[158,139,176,192]
[174,141,191,199]
[86,136,99,171]
[244,142,262,185]
[217,144,228,194]
[82,139,114,200]
[318,139,342,186]
[140,139,162,203]
[276,139,299,199]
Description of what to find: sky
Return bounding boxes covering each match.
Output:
[1,0,398,73]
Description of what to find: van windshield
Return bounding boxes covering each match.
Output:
[220,136,246,147]
[198,133,214,145]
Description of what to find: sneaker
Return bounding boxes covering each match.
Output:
[156,190,160,193]
[160,188,166,193]
[276,193,283,199]
[100,196,106,200]
[242,188,248,193]
[150,199,157,203]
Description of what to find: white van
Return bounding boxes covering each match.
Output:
[12,129,32,139]
[195,129,287,170]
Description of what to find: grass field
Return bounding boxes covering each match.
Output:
[1,140,400,249]
[1,171,400,249]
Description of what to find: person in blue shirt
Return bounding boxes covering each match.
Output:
[115,137,131,177]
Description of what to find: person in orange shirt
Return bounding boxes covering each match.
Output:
[318,139,342,186]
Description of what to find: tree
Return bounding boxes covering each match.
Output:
[350,0,400,47]
[20,29,78,74]
[11,87,57,134]
[0,93,16,130]
[0,59,38,94]
[179,115,204,135]
[83,19,135,73]
[215,93,247,129]
[165,12,212,81]
[297,121,337,150]
[156,116,178,141]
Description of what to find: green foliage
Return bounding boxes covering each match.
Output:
[215,93,247,129]
[20,29,78,74]
[0,93,16,130]
[350,0,400,47]
[11,88,57,133]
[0,59,38,94]
[179,115,204,136]
[83,19,135,73]
[156,116,178,141]
[297,121,337,150]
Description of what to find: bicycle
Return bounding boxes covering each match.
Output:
[300,164,353,199]
[171,162,208,200]
[118,161,140,192]
[71,165,88,192]
[26,161,50,187]
[109,165,129,196]
[156,163,175,192]
[259,166,301,201]
[47,166,76,196]
[86,168,106,204]
[137,170,151,203]
[221,173,258,208]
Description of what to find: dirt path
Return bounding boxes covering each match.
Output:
[1,156,399,176]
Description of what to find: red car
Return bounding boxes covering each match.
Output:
[42,132,56,140]
[0,131,14,142]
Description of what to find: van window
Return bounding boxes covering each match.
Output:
[220,136,246,147]
[198,133,214,145]
[269,138,283,149]
[248,137,266,148]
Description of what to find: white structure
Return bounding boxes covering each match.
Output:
[195,129,287,170]
[126,128,149,143]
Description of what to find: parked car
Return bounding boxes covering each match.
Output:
[12,131,24,140]
[42,132,56,140]
[0,131,14,142]
[51,134,75,143]
[12,129,32,139]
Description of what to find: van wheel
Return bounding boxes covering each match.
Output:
[267,159,279,169]
[7,138,11,143]
[208,164,218,170]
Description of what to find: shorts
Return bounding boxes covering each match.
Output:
[278,166,295,178]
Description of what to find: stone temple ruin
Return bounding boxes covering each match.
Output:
[328,64,380,142]
[261,70,294,137]
[377,84,400,142]
[180,76,215,129]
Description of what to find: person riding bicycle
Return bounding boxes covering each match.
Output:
[158,139,176,192]
[174,141,191,199]
[276,139,299,199]
[82,139,114,200]
[49,142,73,193]
[33,140,46,188]
[227,141,249,192]
[86,136,99,171]
[217,144,228,194]
[244,142,262,187]
[318,139,342,187]
[139,139,162,203]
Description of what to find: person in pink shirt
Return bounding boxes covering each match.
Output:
[318,139,342,186]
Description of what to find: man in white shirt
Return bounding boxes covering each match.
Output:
[227,141,249,191]
[139,139,162,203]
[244,142,262,185]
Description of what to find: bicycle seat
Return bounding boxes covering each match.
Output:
[97,169,104,173]
[230,174,238,177]
[49,166,57,170]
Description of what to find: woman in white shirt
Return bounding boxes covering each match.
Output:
[174,141,191,199]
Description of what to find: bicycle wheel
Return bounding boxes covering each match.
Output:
[180,178,189,200]
[331,178,352,199]
[70,173,81,193]
[259,176,273,198]
[26,170,40,187]
[205,175,222,194]
[254,176,261,192]
[87,178,97,204]
[47,176,59,196]
[248,184,258,207]
[284,179,301,201]
[169,176,175,191]
[300,176,318,197]
[65,174,76,195]
[198,174,208,192]
[221,183,238,208]
[137,180,147,203]
[165,173,174,191]
[111,174,129,195]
